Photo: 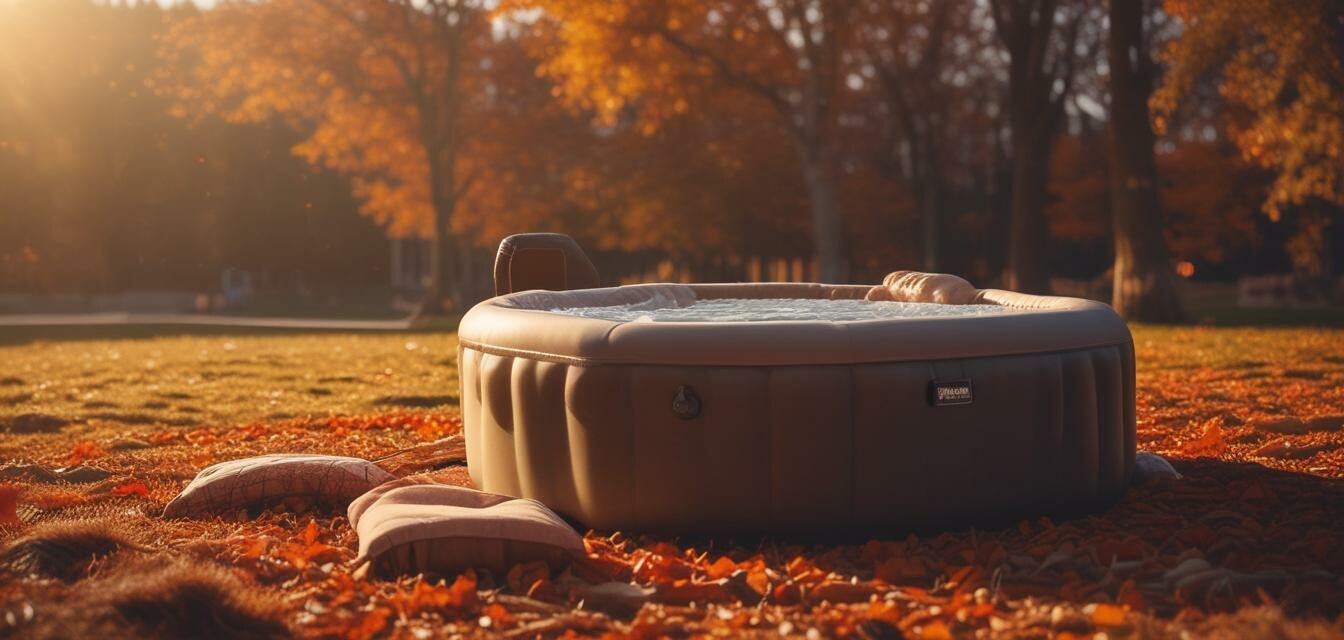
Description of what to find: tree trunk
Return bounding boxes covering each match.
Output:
[422,204,457,315]
[917,179,941,273]
[984,128,1013,285]
[993,0,1076,295]
[1107,0,1183,322]
[1005,130,1053,293]
[799,144,850,283]
[421,149,460,315]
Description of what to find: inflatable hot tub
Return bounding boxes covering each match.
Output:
[459,234,1135,535]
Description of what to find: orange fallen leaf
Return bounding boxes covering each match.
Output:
[111,481,150,497]
[876,556,926,583]
[345,606,390,640]
[808,580,881,604]
[67,440,103,465]
[745,567,772,596]
[1117,579,1146,612]
[772,582,802,605]
[920,619,954,640]
[32,489,86,509]
[1089,602,1128,626]
[572,554,630,583]
[0,484,20,526]
[240,537,269,560]
[1177,418,1227,457]
[655,578,738,605]
[480,603,511,625]
[302,518,319,546]
[704,555,737,580]
[147,430,181,445]
[398,571,479,614]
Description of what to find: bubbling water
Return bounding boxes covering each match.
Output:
[551,296,1006,323]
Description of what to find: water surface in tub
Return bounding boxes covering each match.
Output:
[551,296,1007,323]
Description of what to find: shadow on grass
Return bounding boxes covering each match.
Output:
[372,394,459,408]
[627,457,1344,620]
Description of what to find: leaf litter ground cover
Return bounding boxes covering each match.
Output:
[1,326,1342,638]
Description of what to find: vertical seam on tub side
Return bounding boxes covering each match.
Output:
[765,365,775,533]
[1094,345,1123,500]
[1051,353,1065,506]
[555,362,578,520]
[1121,341,1137,484]
[842,322,856,533]
[511,357,528,499]
[625,364,636,531]
[847,363,857,532]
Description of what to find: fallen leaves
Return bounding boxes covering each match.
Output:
[1178,417,1229,457]
[2,327,1342,638]
[0,484,20,526]
[1087,602,1129,626]
[110,481,150,498]
[66,441,102,466]
[1252,438,1337,459]
[277,520,347,571]
[394,572,480,615]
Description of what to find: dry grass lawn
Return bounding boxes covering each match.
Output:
[1,324,1343,638]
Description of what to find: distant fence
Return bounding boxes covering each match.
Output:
[1237,274,1344,307]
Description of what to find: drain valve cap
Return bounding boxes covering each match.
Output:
[671,385,701,420]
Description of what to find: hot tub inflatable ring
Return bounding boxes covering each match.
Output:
[458,234,1134,536]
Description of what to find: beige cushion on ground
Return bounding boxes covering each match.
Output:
[349,483,584,578]
[865,271,982,304]
[162,454,394,519]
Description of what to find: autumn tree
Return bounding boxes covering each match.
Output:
[1104,0,1183,320]
[162,0,499,311]
[853,0,990,272]
[990,0,1096,293]
[1051,133,1267,274]
[1154,0,1344,278]
[509,0,858,282]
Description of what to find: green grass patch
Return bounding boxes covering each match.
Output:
[0,329,460,428]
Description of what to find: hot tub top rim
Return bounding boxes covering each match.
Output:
[459,282,1132,367]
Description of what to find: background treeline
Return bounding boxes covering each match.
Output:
[0,2,386,294]
[0,0,1340,318]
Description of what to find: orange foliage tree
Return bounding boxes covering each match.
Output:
[160,0,511,309]
[1050,134,1268,273]
[506,0,860,282]
[1155,0,1344,221]
[1155,0,1344,277]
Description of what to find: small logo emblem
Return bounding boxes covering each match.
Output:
[671,385,701,419]
[929,380,973,406]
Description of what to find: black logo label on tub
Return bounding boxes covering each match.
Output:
[929,380,973,406]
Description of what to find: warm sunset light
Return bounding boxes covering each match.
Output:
[1,1,1342,637]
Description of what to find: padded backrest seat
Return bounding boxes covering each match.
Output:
[493,233,600,296]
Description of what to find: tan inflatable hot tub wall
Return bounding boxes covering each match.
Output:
[458,235,1136,536]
